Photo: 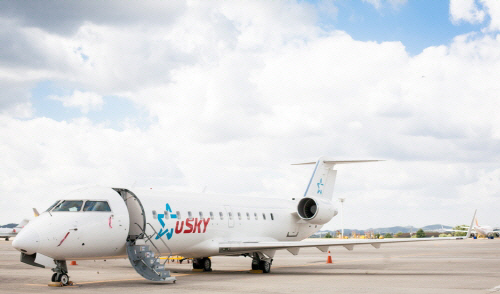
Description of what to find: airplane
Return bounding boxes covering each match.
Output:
[0,219,29,241]
[451,210,499,237]
[12,157,472,286]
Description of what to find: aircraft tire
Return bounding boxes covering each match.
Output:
[60,274,69,286]
[202,258,212,271]
[251,260,259,270]
[51,273,57,282]
[193,258,202,269]
[260,261,271,273]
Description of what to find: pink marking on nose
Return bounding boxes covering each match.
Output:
[57,232,70,247]
[109,216,113,228]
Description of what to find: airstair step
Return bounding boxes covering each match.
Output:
[126,241,176,283]
[136,245,150,252]
[154,264,165,271]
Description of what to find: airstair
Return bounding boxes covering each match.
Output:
[125,222,176,283]
[116,188,176,283]
[126,242,176,283]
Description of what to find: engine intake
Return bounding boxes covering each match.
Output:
[297,197,337,225]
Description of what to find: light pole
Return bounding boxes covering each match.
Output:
[338,198,345,239]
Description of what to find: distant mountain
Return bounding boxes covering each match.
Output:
[0,223,18,228]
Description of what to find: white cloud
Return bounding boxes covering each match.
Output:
[50,90,103,113]
[480,0,500,31]
[450,0,486,25]
[363,0,407,10]
[0,1,500,229]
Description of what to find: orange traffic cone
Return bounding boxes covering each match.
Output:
[326,251,333,264]
[70,261,78,266]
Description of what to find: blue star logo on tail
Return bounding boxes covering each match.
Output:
[317,178,324,194]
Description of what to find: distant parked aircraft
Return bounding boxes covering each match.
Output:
[0,219,29,241]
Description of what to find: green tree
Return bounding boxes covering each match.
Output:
[395,232,403,238]
[384,233,393,238]
[324,232,333,238]
[452,225,467,237]
[375,233,380,239]
[416,228,426,238]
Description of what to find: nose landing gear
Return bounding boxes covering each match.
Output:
[49,260,73,286]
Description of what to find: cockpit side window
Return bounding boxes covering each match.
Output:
[83,201,111,212]
[46,200,61,212]
[52,200,83,212]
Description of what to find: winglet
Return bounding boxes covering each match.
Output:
[465,209,476,239]
[33,208,40,217]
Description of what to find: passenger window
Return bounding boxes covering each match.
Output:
[176,211,181,220]
[165,211,170,220]
[210,212,214,219]
[83,201,111,212]
[271,213,274,220]
[152,210,157,219]
[229,212,233,220]
[46,200,61,212]
[53,200,83,212]
[262,213,266,220]
[254,213,258,220]
[237,212,242,220]
[188,211,192,219]
[199,211,204,219]
[246,212,250,220]
[219,212,224,220]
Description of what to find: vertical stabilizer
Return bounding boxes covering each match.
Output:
[293,157,381,201]
[466,209,476,239]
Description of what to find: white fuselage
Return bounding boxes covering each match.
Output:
[13,187,327,260]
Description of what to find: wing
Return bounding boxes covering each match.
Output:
[218,236,465,255]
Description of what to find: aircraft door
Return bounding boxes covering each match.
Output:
[113,188,146,241]
[224,206,234,228]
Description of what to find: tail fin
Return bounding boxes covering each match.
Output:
[293,156,382,200]
[16,219,30,228]
[466,209,477,239]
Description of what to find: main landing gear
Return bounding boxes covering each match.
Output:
[50,260,71,286]
[251,253,272,273]
[193,257,212,271]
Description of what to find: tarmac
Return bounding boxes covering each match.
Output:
[0,238,499,293]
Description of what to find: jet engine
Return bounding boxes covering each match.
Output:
[297,197,338,225]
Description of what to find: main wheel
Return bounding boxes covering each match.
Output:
[251,260,260,270]
[60,274,69,286]
[51,273,57,282]
[260,261,271,273]
[193,258,202,269]
[202,258,212,272]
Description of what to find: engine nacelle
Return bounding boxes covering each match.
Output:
[297,197,338,225]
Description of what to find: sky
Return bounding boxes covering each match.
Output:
[1,0,500,230]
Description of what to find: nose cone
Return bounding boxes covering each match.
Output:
[12,228,40,255]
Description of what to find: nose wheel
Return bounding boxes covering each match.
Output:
[51,273,70,285]
[50,260,71,286]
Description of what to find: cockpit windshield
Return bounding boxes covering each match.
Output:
[52,200,83,212]
[46,200,61,212]
[83,201,111,212]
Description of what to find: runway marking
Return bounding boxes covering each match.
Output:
[23,252,440,286]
